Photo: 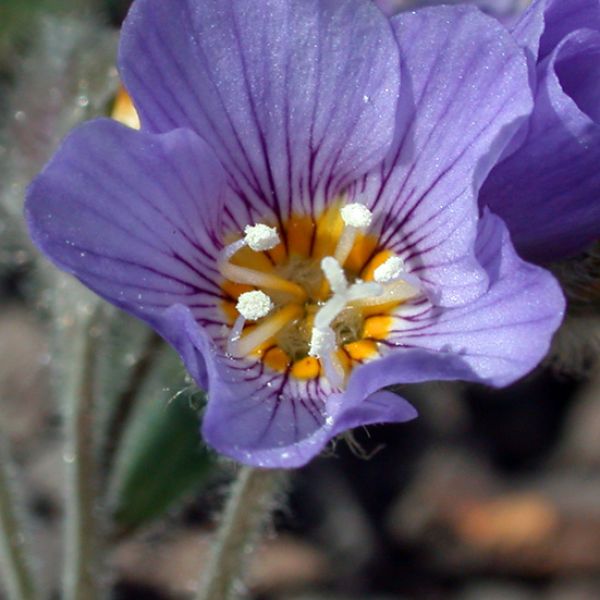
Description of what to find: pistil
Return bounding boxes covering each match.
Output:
[309,256,384,388]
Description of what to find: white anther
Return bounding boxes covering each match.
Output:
[374,256,405,283]
[321,256,348,294]
[244,223,280,251]
[308,328,336,358]
[340,203,373,228]
[236,290,273,321]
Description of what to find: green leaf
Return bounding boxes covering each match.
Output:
[109,347,215,535]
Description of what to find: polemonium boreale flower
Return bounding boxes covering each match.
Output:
[480,0,600,263]
[26,0,564,468]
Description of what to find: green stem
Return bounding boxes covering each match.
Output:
[62,309,103,600]
[0,436,37,600]
[197,466,286,600]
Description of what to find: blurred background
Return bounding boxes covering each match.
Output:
[1,1,599,599]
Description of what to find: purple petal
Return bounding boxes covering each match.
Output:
[120,0,400,221]
[539,0,600,60]
[352,6,532,306]
[329,390,418,438]
[344,348,479,400]
[510,0,600,76]
[510,0,546,58]
[481,28,600,262]
[26,119,229,368]
[376,212,564,387]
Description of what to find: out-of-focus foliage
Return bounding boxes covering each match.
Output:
[109,346,215,536]
[0,10,118,284]
[0,0,99,71]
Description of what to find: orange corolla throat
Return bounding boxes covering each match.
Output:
[219,203,421,387]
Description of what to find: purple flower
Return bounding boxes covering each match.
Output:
[26,0,564,468]
[480,0,600,262]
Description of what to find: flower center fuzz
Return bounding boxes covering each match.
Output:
[219,203,420,389]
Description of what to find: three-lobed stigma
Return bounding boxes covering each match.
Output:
[219,203,421,389]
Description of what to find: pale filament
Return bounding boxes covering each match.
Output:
[220,261,307,301]
[232,304,303,357]
[226,314,247,356]
[350,279,420,307]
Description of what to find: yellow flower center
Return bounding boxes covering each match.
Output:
[219,203,420,387]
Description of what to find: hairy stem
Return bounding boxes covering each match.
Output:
[62,307,103,600]
[0,435,37,600]
[197,466,286,600]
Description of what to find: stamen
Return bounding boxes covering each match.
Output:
[244,223,280,251]
[227,292,274,357]
[222,223,279,259]
[220,262,307,301]
[233,304,303,357]
[334,203,373,266]
[219,224,305,301]
[374,256,405,283]
[236,290,273,320]
[350,279,420,307]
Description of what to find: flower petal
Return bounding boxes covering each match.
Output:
[328,390,418,438]
[352,6,532,306]
[538,0,600,60]
[511,0,546,62]
[26,119,228,349]
[120,0,400,221]
[379,212,564,387]
[481,29,600,262]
